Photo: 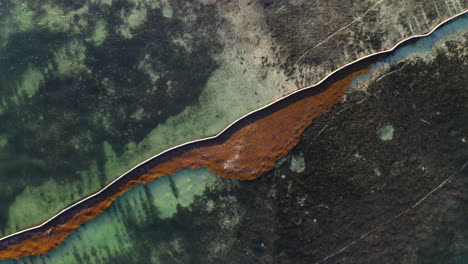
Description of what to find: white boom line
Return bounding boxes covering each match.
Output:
[1,9,467,244]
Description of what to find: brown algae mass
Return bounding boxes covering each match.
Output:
[0,64,369,259]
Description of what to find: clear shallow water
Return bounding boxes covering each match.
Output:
[0,0,222,235]
[351,12,468,88]
[2,168,229,264]
[387,12,468,63]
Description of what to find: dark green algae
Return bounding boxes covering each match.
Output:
[0,0,222,233]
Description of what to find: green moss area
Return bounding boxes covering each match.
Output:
[0,0,222,235]
[2,24,466,264]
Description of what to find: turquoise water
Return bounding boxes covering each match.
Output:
[4,168,227,264]
[351,12,468,88]
[387,13,468,63]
